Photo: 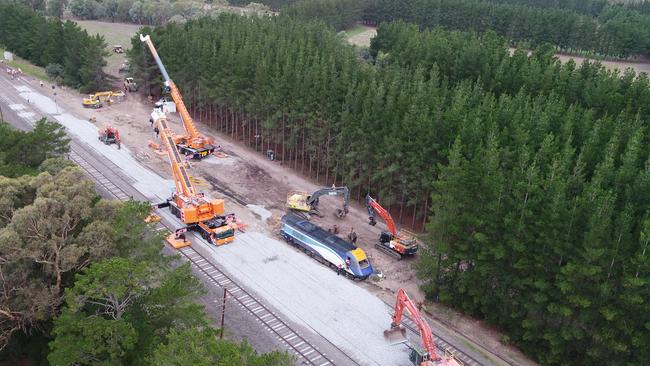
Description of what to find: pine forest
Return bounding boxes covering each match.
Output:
[127,15,650,365]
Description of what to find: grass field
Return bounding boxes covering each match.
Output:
[346,24,377,48]
[343,24,367,38]
[1,47,50,81]
[75,20,143,76]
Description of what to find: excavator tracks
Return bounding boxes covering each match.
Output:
[374,242,403,260]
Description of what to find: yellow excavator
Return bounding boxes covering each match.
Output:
[149,108,236,248]
[82,91,125,108]
[140,34,216,160]
[286,186,350,218]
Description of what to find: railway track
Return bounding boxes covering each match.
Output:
[0,79,498,366]
[67,142,360,366]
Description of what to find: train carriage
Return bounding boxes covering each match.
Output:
[280,213,374,279]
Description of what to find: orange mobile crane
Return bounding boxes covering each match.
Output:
[366,194,418,260]
[385,289,461,366]
[150,109,235,248]
[140,34,216,160]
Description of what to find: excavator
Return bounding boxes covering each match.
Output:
[385,289,461,366]
[286,186,350,218]
[366,194,418,260]
[140,34,216,160]
[82,91,125,108]
[150,108,235,248]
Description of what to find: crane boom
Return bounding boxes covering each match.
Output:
[152,109,196,198]
[140,34,214,159]
[366,194,397,235]
[150,109,235,246]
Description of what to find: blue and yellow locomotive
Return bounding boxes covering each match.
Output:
[280,213,374,280]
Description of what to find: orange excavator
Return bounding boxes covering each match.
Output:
[150,109,235,248]
[140,34,216,160]
[385,289,461,366]
[366,194,418,260]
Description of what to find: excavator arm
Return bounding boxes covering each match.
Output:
[307,186,350,215]
[140,34,210,148]
[366,194,397,236]
[391,289,439,362]
[151,109,196,198]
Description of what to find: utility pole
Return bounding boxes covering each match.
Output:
[220,288,227,339]
[0,103,4,122]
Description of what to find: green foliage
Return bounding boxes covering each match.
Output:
[129,16,650,365]
[48,253,288,365]
[38,157,76,176]
[148,328,294,366]
[0,119,70,178]
[48,309,138,366]
[68,0,210,25]
[363,0,650,57]
[45,62,65,81]
[283,0,366,30]
[229,0,296,10]
[65,258,152,319]
[0,167,110,350]
[0,4,108,90]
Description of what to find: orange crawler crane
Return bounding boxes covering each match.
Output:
[385,289,461,366]
[150,109,235,248]
[140,34,216,160]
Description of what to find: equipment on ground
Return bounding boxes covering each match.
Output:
[113,45,124,53]
[82,91,125,109]
[286,186,350,218]
[385,289,461,366]
[98,127,121,149]
[280,213,374,280]
[140,34,215,160]
[150,109,235,248]
[119,62,130,73]
[366,194,418,260]
[124,77,138,92]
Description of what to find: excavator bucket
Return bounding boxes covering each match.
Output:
[383,325,407,345]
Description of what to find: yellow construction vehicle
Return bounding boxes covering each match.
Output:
[150,109,236,248]
[82,91,125,108]
[286,186,350,218]
[140,34,216,160]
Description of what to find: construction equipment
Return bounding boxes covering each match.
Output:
[119,62,130,73]
[98,127,121,149]
[82,91,125,108]
[366,194,418,260]
[385,289,461,366]
[140,34,215,160]
[113,45,124,53]
[150,108,235,248]
[286,186,350,218]
[124,77,138,92]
